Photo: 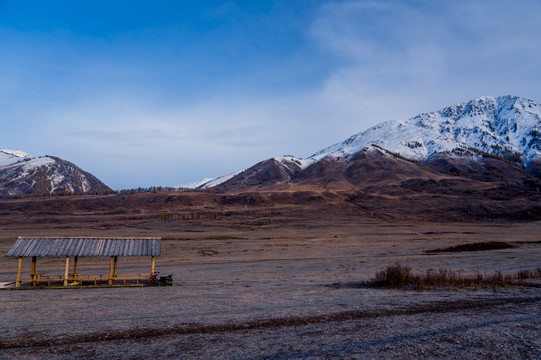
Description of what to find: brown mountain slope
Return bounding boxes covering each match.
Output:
[294,148,446,190]
[213,147,540,196]
[214,158,301,192]
[424,154,531,184]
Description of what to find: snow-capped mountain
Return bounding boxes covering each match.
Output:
[184,95,541,190]
[0,149,111,195]
[181,156,312,190]
[310,95,541,168]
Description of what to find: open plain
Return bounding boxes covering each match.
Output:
[3,0,541,358]
[0,191,540,359]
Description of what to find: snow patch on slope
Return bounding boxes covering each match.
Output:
[21,156,55,170]
[273,155,315,170]
[177,177,215,189]
[2,156,53,178]
[178,169,247,189]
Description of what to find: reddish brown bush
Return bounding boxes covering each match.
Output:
[366,264,541,290]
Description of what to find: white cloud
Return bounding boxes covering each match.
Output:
[310,0,541,126]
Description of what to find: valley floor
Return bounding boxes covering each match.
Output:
[0,204,540,359]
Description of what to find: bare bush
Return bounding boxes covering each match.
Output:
[365,264,541,290]
[426,241,516,253]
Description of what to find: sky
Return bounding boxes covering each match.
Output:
[1,0,540,189]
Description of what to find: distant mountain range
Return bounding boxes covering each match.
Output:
[3,95,540,197]
[182,95,541,192]
[0,150,110,195]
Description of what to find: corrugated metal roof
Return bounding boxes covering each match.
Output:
[6,237,161,257]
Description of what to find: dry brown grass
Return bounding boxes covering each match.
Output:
[365,264,541,290]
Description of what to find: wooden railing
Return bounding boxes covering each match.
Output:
[21,273,152,286]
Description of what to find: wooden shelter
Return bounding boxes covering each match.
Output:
[6,237,160,287]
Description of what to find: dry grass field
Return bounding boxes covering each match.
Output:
[0,192,540,358]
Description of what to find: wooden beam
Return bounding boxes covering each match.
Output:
[63,256,70,286]
[31,256,37,275]
[16,257,23,287]
[151,256,155,275]
[31,256,37,286]
[113,256,118,278]
[108,256,114,285]
[73,255,78,275]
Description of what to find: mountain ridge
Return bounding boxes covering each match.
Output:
[310,95,540,165]
[185,95,541,190]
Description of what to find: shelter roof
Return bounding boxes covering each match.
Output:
[6,237,161,257]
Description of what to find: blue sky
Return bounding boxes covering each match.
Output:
[1,0,540,189]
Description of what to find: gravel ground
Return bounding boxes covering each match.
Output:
[1,283,540,359]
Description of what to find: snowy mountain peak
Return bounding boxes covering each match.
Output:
[0,149,32,167]
[309,95,541,168]
[1,149,31,158]
[0,150,110,195]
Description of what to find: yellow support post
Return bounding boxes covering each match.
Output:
[63,256,70,286]
[108,256,114,285]
[16,257,23,287]
[151,256,155,275]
